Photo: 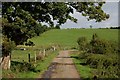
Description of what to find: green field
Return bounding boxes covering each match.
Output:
[3,50,58,78]
[31,29,118,48]
[11,50,36,62]
[3,28,119,78]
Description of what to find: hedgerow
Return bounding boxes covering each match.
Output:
[77,33,119,78]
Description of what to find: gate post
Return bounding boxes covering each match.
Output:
[28,53,30,63]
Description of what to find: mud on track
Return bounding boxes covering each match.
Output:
[41,50,80,79]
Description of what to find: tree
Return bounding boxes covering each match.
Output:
[2,2,109,45]
[90,25,92,28]
[2,2,110,69]
[1,36,15,69]
[55,24,60,29]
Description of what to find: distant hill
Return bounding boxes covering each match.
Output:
[30,29,118,48]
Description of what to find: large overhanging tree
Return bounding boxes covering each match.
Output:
[1,2,109,69]
[2,2,109,45]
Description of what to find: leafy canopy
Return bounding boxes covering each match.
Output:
[2,2,109,45]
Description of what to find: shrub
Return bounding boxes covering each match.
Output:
[36,53,44,61]
[88,34,118,55]
[2,36,16,56]
[77,37,88,51]
[25,40,35,46]
[77,33,119,78]
[85,54,119,78]
[79,51,90,59]
[11,61,38,72]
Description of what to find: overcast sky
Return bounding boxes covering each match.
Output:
[61,2,119,29]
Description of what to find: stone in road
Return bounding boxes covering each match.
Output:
[50,50,80,78]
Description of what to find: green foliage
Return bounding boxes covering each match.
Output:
[5,50,58,78]
[2,2,109,45]
[85,54,119,78]
[77,33,118,55]
[70,53,95,79]
[11,49,35,62]
[25,40,35,46]
[55,24,60,29]
[90,37,105,54]
[77,33,119,78]
[35,51,58,73]
[30,29,118,48]
[79,51,90,59]
[11,61,38,72]
[2,36,16,55]
[69,2,109,22]
[77,37,88,51]
[2,69,16,78]
[34,24,47,36]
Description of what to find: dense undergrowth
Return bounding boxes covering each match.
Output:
[77,33,119,78]
[2,49,58,78]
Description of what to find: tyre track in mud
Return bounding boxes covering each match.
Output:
[41,50,80,79]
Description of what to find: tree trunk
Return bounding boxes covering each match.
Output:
[1,53,11,70]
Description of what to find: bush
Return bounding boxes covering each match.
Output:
[25,40,35,46]
[2,36,16,56]
[85,54,119,78]
[77,37,88,51]
[11,61,38,72]
[88,34,118,55]
[79,51,90,59]
[36,54,44,61]
[77,33,119,78]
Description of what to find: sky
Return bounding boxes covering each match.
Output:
[0,1,119,29]
[60,2,119,29]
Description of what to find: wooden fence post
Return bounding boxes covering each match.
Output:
[35,51,36,63]
[53,46,56,51]
[43,49,45,57]
[28,53,30,63]
[8,54,11,69]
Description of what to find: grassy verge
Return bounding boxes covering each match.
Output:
[71,53,96,79]
[2,50,58,78]
[35,50,59,77]
[11,49,35,62]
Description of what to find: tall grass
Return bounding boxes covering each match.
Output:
[3,50,58,78]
